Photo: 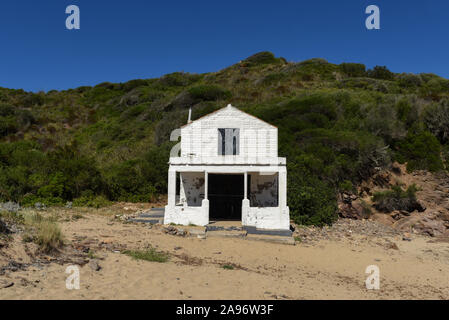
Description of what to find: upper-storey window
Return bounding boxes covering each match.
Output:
[218,128,239,155]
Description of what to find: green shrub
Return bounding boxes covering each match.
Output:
[187,85,231,102]
[35,221,64,253]
[222,264,234,270]
[423,101,449,144]
[367,66,394,80]
[242,51,278,66]
[287,161,338,226]
[395,130,444,172]
[395,99,418,127]
[338,180,354,193]
[73,195,110,208]
[122,248,169,263]
[397,73,423,88]
[340,63,366,77]
[372,184,423,213]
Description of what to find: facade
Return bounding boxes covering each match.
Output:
[164,104,290,230]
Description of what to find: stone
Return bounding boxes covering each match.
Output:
[34,202,46,211]
[0,279,14,289]
[88,259,101,271]
[0,202,20,213]
[402,233,412,241]
[393,212,447,237]
[371,213,395,226]
[338,199,370,219]
[65,202,73,209]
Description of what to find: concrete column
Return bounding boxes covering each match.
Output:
[242,171,250,226]
[202,171,209,225]
[167,169,176,207]
[244,172,248,200]
[204,171,208,200]
[278,169,287,208]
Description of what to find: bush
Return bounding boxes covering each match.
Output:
[423,101,449,144]
[187,85,231,102]
[122,248,169,263]
[367,66,394,80]
[156,72,201,88]
[395,130,444,172]
[73,195,111,208]
[35,221,64,253]
[288,161,338,226]
[372,184,423,213]
[242,51,278,67]
[340,63,366,77]
[397,73,423,88]
[363,104,406,144]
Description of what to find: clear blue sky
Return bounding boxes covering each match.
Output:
[0,0,448,92]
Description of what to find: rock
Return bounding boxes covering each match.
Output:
[0,202,20,213]
[88,259,101,271]
[371,213,395,226]
[338,199,370,219]
[402,233,412,241]
[386,241,399,250]
[65,202,73,209]
[162,225,187,237]
[393,212,447,237]
[34,202,46,211]
[0,279,14,289]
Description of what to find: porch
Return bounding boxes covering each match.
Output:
[163,165,290,230]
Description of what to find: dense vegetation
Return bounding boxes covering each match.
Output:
[1,51,448,225]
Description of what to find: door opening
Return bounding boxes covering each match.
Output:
[208,174,248,220]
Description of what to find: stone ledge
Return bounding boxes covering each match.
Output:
[245,234,295,245]
[206,230,247,238]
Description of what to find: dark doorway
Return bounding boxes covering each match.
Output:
[209,174,246,220]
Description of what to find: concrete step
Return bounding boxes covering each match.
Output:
[140,213,164,218]
[243,226,292,237]
[149,208,165,211]
[246,234,295,245]
[206,225,243,232]
[130,217,163,224]
[206,230,247,238]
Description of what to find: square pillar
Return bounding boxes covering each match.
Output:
[167,169,176,207]
[204,171,208,200]
[201,171,209,225]
[244,171,248,200]
[242,171,251,226]
[279,169,287,208]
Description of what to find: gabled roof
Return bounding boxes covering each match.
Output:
[181,104,277,129]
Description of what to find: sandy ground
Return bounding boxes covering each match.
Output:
[1,208,449,300]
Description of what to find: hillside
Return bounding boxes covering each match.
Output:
[1,51,449,226]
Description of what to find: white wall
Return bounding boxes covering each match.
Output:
[249,173,278,207]
[179,172,205,207]
[180,106,278,163]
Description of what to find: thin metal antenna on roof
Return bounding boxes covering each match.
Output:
[187,107,192,124]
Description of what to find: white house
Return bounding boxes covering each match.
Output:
[164,104,290,230]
